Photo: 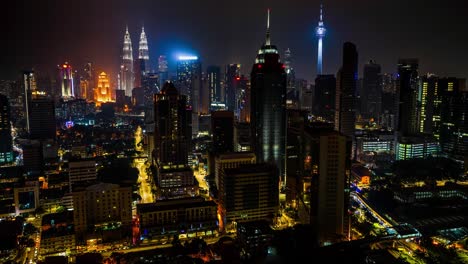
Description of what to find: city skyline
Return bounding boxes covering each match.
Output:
[2,0,468,81]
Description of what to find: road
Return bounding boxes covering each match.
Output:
[351,192,396,227]
[193,168,208,191]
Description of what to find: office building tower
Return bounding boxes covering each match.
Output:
[361,60,382,121]
[225,64,240,111]
[14,181,40,216]
[234,122,252,152]
[68,159,97,192]
[0,94,13,165]
[219,163,279,225]
[418,74,439,135]
[153,82,191,166]
[158,55,169,88]
[237,75,250,122]
[21,71,37,132]
[213,152,256,192]
[177,56,202,135]
[335,42,358,138]
[21,140,43,174]
[397,59,419,136]
[120,26,134,96]
[29,98,55,140]
[95,72,112,103]
[207,66,222,108]
[381,73,398,130]
[313,74,336,122]
[72,183,132,236]
[59,62,74,98]
[211,111,234,154]
[138,26,150,75]
[83,62,94,101]
[315,4,326,75]
[251,10,287,182]
[115,89,126,108]
[439,78,467,160]
[305,127,351,245]
[285,48,298,109]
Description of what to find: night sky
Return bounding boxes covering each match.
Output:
[3,0,468,82]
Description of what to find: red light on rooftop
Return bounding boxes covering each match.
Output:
[63,64,68,68]
[281,64,286,69]
[235,77,240,81]
[257,64,262,69]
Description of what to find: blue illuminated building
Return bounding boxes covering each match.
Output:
[315,4,326,75]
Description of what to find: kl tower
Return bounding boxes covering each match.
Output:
[316,4,326,75]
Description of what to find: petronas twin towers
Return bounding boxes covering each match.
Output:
[120,25,150,96]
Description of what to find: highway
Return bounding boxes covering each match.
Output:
[350,192,397,227]
[135,158,154,204]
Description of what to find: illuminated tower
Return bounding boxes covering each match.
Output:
[138,26,150,75]
[251,9,287,184]
[315,4,326,75]
[120,26,134,96]
[60,62,74,98]
[95,72,112,103]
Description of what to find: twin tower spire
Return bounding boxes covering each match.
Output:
[123,25,149,61]
[120,25,150,96]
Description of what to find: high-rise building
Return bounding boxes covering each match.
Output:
[284,48,298,108]
[251,10,287,182]
[207,66,221,107]
[59,62,74,98]
[0,94,13,165]
[313,74,336,122]
[72,183,132,236]
[177,56,202,135]
[153,82,191,166]
[211,111,234,154]
[95,72,112,103]
[315,4,326,75]
[213,152,256,192]
[83,62,94,101]
[21,140,43,174]
[439,78,467,160]
[120,26,134,96]
[418,74,439,135]
[29,98,55,140]
[225,64,240,111]
[219,163,279,225]
[138,26,150,75]
[397,59,419,136]
[335,42,358,138]
[20,71,37,132]
[305,126,351,245]
[158,55,169,88]
[68,159,97,192]
[361,60,382,121]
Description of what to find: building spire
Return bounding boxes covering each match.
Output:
[265,8,271,46]
[320,4,323,22]
[125,24,129,34]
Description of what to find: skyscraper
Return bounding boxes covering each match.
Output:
[29,98,56,140]
[0,94,13,165]
[225,64,240,112]
[361,60,382,121]
[211,111,234,154]
[94,72,112,103]
[153,82,191,166]
[120,26,134,96]
[251,9,287,183]
[153,82,196,199]
[418,74,439,135]
[21,70,37,132]
[397,59,419,136]
[177,56,202,135]
[158,55,169,88]
[314,74,336,122]
[284,48,298,108]
[207,66,221,107]
[335,42,358,138]
[315,4,326,75]
[305,126,351,245]
[59,63,74,98]
[138,26,150,75]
